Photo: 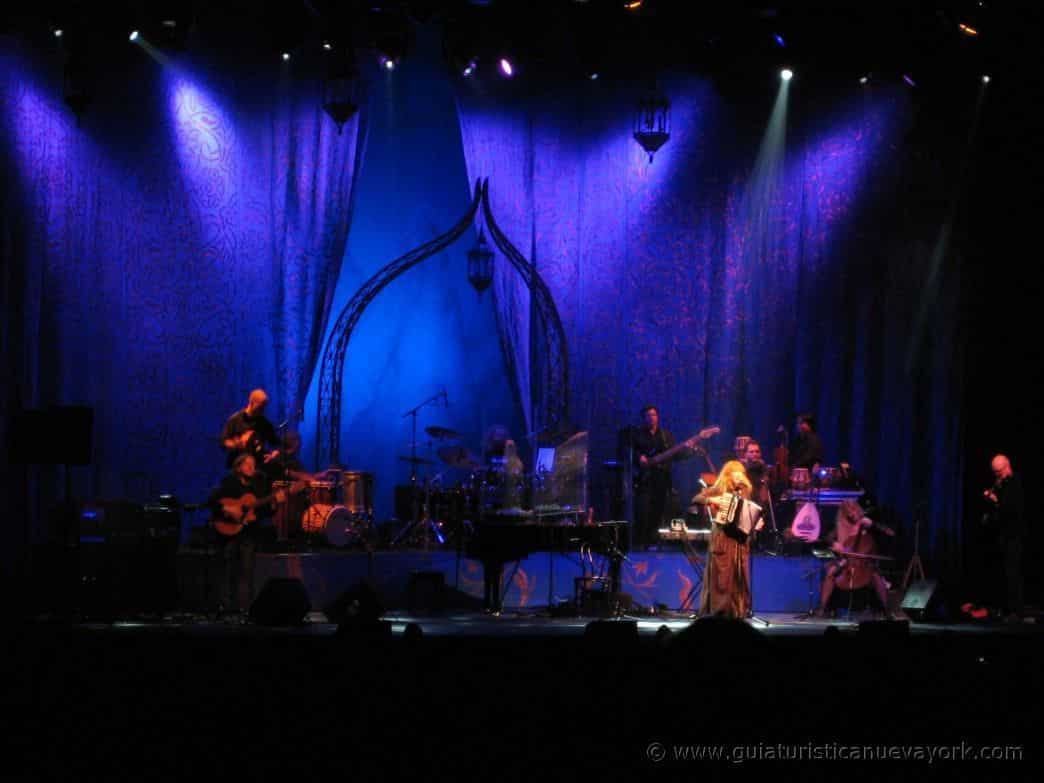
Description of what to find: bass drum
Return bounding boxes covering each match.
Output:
[301,504,359,548]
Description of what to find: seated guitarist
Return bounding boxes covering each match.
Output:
[220,388,280,468]
[208,454,285,614]
[630,406,709,550]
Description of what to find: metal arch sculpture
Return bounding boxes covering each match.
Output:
[316,178,570,467]
[479,179,571,435]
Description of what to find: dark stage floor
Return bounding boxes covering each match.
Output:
[11,607,1043,776]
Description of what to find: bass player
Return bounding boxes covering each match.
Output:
[628,405,717,550]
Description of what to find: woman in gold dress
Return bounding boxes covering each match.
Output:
[691,460,763,618]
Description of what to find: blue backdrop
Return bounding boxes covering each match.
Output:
[2,24,965,572]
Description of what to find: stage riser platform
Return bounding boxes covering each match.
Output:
[177,550,823,613]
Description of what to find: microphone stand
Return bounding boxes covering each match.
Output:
[392,391,446,548]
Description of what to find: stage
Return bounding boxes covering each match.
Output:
[167,544,859,616]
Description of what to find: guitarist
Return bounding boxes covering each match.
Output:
[630,406,706,550]
[208,453,283,614]
[220,388,280,469]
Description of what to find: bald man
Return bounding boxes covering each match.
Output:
[220,389,280,468]
[983,454,1025,619]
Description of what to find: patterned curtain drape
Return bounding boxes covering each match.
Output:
[454,75,964,571]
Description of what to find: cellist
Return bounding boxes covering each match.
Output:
[818,499,891,616]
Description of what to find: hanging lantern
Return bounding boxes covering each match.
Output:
[468,232,494,293]
[322,55,359,135]
[633,86,670,162]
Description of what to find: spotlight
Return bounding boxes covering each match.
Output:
[499,58,514,77]
[982,74,990,83]
[282,52,291,62]
[381,55,396,71]
[859,75,870,85]
[589,72,600,81]
[462,58,477,77]
[53,28,63,38]
[624,1,643,9]
[958,23,979,37]
[129,30,140,42]
[902,73,916,87]
[773,33,786,47]
[780,68,793,81]
[323,41,332,51]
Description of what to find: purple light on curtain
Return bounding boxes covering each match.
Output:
[169,79,238,214]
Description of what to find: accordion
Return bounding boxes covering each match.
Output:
[711,492,763,536]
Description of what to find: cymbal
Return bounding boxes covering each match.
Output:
[437,445,481,469]
[399,455,435,465]
[425,425,460,440]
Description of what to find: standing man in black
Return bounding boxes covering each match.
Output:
[630,406,701,550]
[791,412,824,471]
[220,389,280,468]
[983,454,1026,620]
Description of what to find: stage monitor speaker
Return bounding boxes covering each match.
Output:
[323,581,384,625]
[900,579,939,621]
[249,578,311,625]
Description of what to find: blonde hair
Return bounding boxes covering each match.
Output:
[705,460,753,498]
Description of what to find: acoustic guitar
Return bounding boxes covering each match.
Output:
[212,480,306,538]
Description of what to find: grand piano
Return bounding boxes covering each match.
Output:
[464,508,627,612]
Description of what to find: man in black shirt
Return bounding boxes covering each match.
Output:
[983,454,1026,619]
[791,413,824,470]
[220,389,280,468]
[208,454,281,614]
[629,406,700,550]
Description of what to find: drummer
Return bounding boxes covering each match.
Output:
[483,425,524,477]
[818,499,891,616]
[483,425,525,509]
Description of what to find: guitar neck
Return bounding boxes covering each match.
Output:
[647,441,691,467]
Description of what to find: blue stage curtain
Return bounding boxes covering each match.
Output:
[0,40,367,539]
[456,75,964,571]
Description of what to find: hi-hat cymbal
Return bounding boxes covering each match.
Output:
[437,445,482,469]
[399,455,435,465]
[425,425,461,440]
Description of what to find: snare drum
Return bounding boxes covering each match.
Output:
[308,481,337,506]
[789,467,811,490]
[341,471,374,516]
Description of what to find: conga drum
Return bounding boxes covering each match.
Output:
[341,471,374,516]
[789,467,811,490]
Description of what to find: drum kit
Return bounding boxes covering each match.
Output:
[275,469,375,548]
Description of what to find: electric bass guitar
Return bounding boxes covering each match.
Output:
[212,481,306,538]
[635,426,720,487]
